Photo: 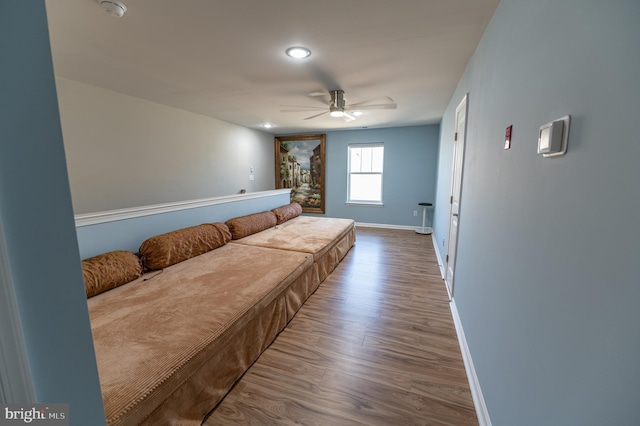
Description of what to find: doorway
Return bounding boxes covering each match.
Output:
[445,94,468,298]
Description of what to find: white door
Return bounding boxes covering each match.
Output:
[445,94,467,297]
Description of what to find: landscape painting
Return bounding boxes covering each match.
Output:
[274,134,326,214]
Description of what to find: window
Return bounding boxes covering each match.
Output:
[347,143,384,205]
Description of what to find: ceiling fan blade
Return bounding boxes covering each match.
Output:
[280,105,327,113]
[343,112,356,121]
[308,91,328,97]
[304,111,329,120]
[350,103,397,110]
[347,96,395,108]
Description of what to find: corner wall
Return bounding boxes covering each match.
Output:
[433,1,640,424]
[0,2,106,424]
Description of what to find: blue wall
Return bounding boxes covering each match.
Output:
[76,192,290,259]
[433,1,640,424]
[321,125,440,226]
[0,2,106,424]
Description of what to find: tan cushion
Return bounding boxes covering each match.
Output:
[271,202,303,225]
[139,223,231,270]
[225,211,277,240]
[82,250,142,298]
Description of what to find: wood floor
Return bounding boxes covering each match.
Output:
[203,227,477,425]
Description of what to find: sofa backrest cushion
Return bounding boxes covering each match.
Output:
[82,250,143,298]
[225,211,277,240]
[139,222,231,270]
[271,202,303,225]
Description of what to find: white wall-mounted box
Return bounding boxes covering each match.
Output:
[538,115,570,157]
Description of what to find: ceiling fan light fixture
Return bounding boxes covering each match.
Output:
[286,47,311,59]
[100,1,127,17]
[282,89,396,122]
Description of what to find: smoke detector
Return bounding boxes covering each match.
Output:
[100,1,127,17]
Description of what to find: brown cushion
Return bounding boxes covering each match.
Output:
[271,202,303,225]
[225,211,277,240]
[139,223,231,270]
[82,250,142,298]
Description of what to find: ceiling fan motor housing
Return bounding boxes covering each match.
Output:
[330,90,346,112]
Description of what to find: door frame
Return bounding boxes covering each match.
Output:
[445,94,468,298]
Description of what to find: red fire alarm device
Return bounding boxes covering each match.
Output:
[504,125,512,150]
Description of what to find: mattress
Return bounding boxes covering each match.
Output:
[230,216,356,284]
[88,243,314,425]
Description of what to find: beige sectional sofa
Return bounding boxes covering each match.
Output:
[82,203,355,425]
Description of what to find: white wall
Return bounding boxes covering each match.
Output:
[433,1,640,424]
[56,78,275,214]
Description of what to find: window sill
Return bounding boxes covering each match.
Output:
[345,202,384,207]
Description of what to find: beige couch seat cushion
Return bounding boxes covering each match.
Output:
[230,216,355,260]
[88,244,313,425]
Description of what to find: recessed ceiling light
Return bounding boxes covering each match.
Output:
[286,47,311,59]
[262,123,273,129]
[100,1,127,17]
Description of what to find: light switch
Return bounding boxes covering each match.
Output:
[249,174,255,181]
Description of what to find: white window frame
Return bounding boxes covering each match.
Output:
[346,143,384,206]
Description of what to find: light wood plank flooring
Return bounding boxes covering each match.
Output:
[203,227,477,425]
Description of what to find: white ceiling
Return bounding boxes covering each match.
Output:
[45,0,498,134]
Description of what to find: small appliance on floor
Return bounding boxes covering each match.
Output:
[416,202,433,235]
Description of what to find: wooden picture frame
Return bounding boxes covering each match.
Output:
[274,134,326,214]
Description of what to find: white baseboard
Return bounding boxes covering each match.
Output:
[431,234,446,279]
[449,299,492,426]
[355,222,428,232]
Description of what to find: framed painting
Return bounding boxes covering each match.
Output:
[274,134,326,214]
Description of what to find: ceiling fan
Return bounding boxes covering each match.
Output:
[280,90,397,121]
